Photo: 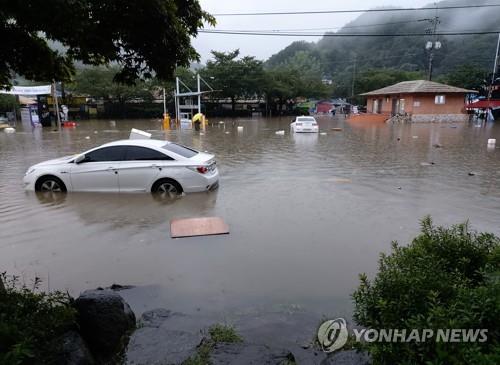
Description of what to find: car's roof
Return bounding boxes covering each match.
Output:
[101,139,170,148]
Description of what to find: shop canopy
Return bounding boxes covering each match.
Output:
[466,100,500,109]
[0,85,51,96]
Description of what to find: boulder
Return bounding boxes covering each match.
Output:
[55,331,95,365]
[209,343,295,365]
[74,289,136,357]
[125,309,205,365]
[321,350,371,365]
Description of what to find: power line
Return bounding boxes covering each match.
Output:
[208,19,429,33]
[212,4,500,16]
[199,30,500,37]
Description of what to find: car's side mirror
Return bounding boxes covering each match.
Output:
[74,154,86,164]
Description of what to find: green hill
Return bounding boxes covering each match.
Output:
[266,0,499,96]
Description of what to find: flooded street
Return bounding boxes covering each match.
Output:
[1,116,499,318]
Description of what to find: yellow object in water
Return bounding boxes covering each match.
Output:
[163,113,171,130]
[193,113,203,122]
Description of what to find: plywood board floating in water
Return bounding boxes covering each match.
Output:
[170,217,229,238]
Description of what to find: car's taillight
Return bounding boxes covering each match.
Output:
[196,166,208,174]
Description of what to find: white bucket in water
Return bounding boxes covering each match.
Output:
[487,138,496,145]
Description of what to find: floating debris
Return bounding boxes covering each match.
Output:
[85,136,90,139]
[487,138,496,146]
[237,126,244,131]
[468,172,476,176]
[320,132,327,135]
[420,162,435,166]
[412,136,419,139]
[331,127,343,131]
[170,217,229,238]
[275,130,285,135]
[4,127,15,133]
[433,144,442,148]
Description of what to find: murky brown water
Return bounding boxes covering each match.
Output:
[1,116,499,317]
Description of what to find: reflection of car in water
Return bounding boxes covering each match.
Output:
[290,116,319,133]
[24,139,219,194]
[33,190,218,229]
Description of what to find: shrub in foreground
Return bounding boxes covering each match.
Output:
[353,217,500,364]
[0,274,76,365]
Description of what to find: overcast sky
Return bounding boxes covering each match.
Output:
[193,0,433,62]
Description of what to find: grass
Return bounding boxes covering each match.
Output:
[183,324,242,365]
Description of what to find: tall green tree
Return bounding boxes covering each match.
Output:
[71,67,156,104]
[437,64,488,92]
[201,50,265,112]
[0,0,215,87]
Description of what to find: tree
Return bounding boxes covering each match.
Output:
[201,50,265,112]
[71,67,155,104]
[353,217,500,365]
[437,64,488,92]
[0,1,215,87]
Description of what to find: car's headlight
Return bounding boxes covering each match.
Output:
[25,168,36,176]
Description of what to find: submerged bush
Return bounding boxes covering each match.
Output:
[0,274,76,365]
[353,217,500,365]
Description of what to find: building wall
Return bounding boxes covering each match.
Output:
[366,93,467,115]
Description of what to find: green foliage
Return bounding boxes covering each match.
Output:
[0,95,16,112]
[267,0,499,98]
[0,273,77,365]
[71,66,156,103]
[183,324,242,365]
[352,217,500,365]
[0,0,215,87]
[201,50,265,110]
[437,64,489,91]
[208,324,243,344]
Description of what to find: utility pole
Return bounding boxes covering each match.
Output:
[351,54,357,101]
[488,33,500,100]
[52,80,61,130]
[426,16,441,81]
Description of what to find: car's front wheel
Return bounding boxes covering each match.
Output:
[35,175,67,192]
[151,178,183,196]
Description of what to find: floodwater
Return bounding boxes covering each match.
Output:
[1,116,499,318]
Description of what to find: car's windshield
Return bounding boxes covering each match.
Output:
[162,143,198,158]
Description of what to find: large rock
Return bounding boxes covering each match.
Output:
[125,309,206,365]
[321,350,371,365]
[233,311,327,364]
[55,331,95,365]
[210,343,295,365]
[74,289,136,357]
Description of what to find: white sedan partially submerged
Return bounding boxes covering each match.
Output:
[290,116,319,133]
[24,139,219,194]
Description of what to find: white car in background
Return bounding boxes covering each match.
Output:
[290,116,319,133]
[23,139,219,194]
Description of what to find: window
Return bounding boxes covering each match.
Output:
[162,143,198,158]
[435,95,446,104]
[84,146,126,162]
[413,100,421,107]
[124,146,174,161]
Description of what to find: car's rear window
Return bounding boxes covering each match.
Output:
[297,117,315,122]
[162,143,198,158]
